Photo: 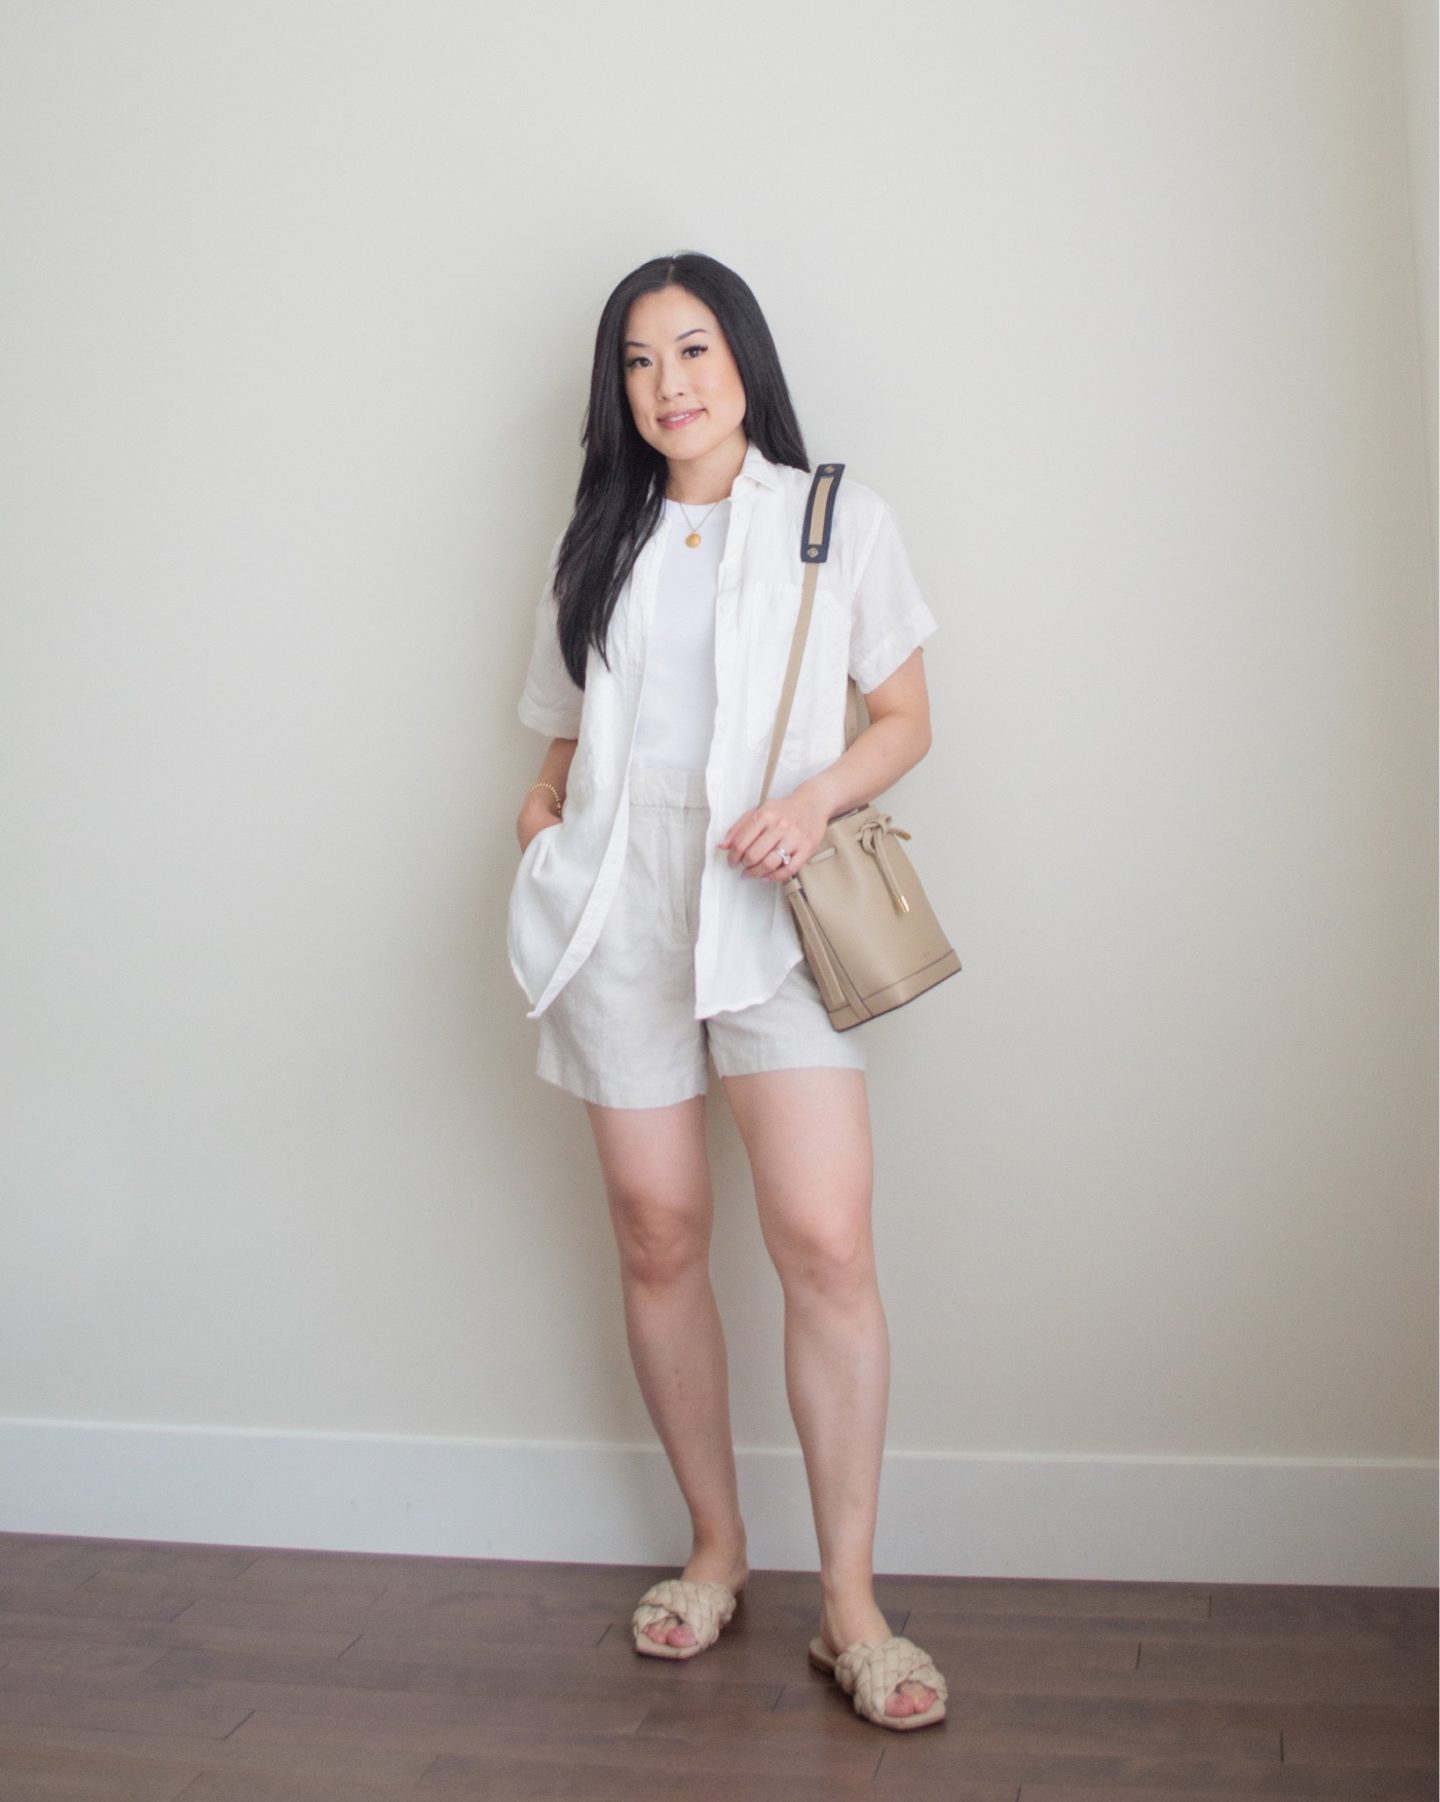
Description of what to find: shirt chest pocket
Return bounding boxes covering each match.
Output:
[739,577,850,753]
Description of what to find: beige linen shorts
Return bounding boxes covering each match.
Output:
[535,764,867,1109]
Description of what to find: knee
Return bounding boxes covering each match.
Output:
[774,1210,876,1304]
[612,1192,710,1289]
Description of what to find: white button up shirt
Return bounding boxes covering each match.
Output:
[506,440,939,1021]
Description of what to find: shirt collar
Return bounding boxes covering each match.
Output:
[736,438,783,492]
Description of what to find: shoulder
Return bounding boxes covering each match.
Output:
[765,461,890,561]
[833,474,889,555]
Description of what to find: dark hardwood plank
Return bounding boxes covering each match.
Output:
[0,1534,253,1586]
[881,1576,1214,1622]
[0,1619,361,1663]
[0,1722,431,1790]
[0,1636,169,1676]
[1206,1584,1438,1634]
[1004,1782,1429,1802]
[150,1641,785,1711]
[169,1776,436,1802]
[77,1573,389,1615]
[412,1751,914,1800]
[0,1587,193,1626]
[0,1684,253,1739]
[237,1706,890,1782]
[0,1744,197,1800]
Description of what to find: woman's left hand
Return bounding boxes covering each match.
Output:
[717,787,830,882]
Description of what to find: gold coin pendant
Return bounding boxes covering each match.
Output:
[685,531,702,548]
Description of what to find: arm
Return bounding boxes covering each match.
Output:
[802,494,937,818]
[516,734,579,853]
[717,651,933,879]
[719,494,939,879]
[792,648,932,823]
[514,529,585,852]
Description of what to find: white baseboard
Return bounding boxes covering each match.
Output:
[0,1419,1433,1585]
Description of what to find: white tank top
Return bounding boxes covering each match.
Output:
[630,497,731,772]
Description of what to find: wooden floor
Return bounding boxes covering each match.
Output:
[0,1532,1432,1801]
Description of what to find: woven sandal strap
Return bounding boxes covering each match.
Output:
[631,1578,736,1645]
[835,1635,948,1720]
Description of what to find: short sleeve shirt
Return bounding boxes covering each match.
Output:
[507,439,938,1021]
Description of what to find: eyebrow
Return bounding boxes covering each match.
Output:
[622,326,710,350]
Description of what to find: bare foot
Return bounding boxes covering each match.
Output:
[639,1547,749,1650]
[817,1598,938,1717]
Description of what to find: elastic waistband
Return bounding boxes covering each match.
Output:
[628,764,710,809]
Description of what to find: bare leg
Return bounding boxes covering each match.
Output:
[719,1065,936,1717]
[584,1093,749,1647]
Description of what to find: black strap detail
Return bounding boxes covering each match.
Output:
[801,462,845,564]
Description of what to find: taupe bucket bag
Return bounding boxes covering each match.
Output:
[760,462,962,1030]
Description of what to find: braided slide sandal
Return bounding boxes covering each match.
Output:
[808,1632,948,1730]
[632,1577,741,1660]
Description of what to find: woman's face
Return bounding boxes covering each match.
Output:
[621,285,747,470]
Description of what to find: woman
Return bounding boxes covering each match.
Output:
[506,252,948,1732]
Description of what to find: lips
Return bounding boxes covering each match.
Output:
[659,409,703,429]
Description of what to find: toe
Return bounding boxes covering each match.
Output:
[887,1679,935,1716]
[640,1612,696,1647]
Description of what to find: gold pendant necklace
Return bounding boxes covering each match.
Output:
[674,496,723,548]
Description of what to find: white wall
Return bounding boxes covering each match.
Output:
[1,0,1434,1579]
[1401,0,1438,556]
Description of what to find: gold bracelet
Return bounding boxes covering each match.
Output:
[527,780,564,816]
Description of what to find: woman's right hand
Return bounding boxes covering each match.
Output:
[517,797,564,856]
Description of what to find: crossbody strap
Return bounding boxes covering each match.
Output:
[758,462,863,806]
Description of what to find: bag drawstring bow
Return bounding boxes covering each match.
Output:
[860,815,912,915]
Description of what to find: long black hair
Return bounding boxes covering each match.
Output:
[551,251,810,691]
